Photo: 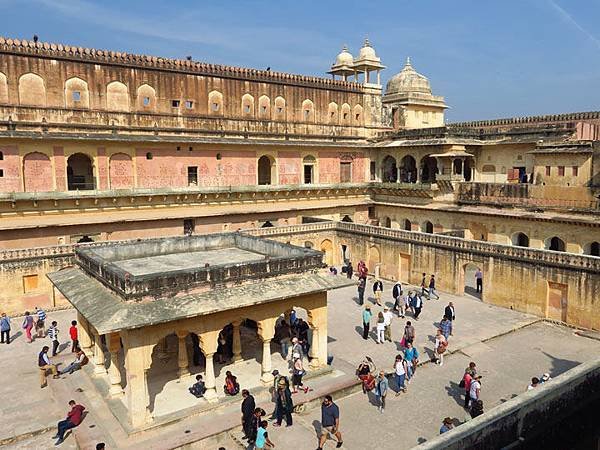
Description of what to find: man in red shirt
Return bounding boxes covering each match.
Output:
[69,320,79,353]
[53,400,85,445]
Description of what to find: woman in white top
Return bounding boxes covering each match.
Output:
[434,328,447,366]
[394,354,408,395]
[376,312,385,344]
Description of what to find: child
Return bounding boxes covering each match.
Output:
[255,420,275,449]
[69,320,79,353]
[48,321,60,356]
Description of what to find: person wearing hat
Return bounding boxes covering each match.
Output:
[290,337,303,361]
[292,352,309,394]
[440,417,454,434]
[269,370,289,420]
[362,305,372,340]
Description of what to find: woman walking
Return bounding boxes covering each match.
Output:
[393,354,408,395]
[22,311,34,343]
[292,353,309,394]
[374,371,388,413]
[362,306,372,340]
[434,328,448,366]
[376,312,385,344]
[404,342,419,381]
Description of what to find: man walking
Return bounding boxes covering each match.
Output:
[392,281,403,316]
[48,321,60,356]
[274,382,293,427]
[413,294,423,320]
[444,302,455,322]
[52,400,85,445]
[470,375,482,406]
[403,321,416,347]
[357,277,366,305]
[440,316,452,341]
[241,389,256,441]
[372,278,383,306]
[383,307,393,342]
[420,273,428,297]
[35,306,46,338]
[0,312,10,344]
[475,268,483,293]
[38,345,59,388]
[429,274,440,300]
[362,305,372,340]
[317,395,343,450]
[69,321,79,353]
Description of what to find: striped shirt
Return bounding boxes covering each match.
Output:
[48,326,59,341]
[37,309,46,322]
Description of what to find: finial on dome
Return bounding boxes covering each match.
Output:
[364,37,371,47]
[406,56,412,66]
[342,44,348,51]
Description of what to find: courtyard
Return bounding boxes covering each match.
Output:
[2,277,599,449]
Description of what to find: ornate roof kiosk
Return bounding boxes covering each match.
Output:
[48,233,352,429]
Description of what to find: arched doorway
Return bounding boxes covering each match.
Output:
[463,159,472,182]
[420,155,438,183]
[585,241,600,256]
[512,232,529,247]
[109,153,133,189]
[368,246,380,278]
[546,236,565,252]
[258,155,275,185]
[463,263,482,300]
[399,155,417,183]
[67,153,95,190]
[320,239,334,266]
[381,217,391,228]
[403,219,412,231]
[422,221,433,234]
[23,152,53,192]
[381,156,397,182]
[302,155,316,184]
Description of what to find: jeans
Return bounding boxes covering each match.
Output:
[71,339,79,353]
[56,419,77,440]
[52,339,59,356]
[280,339,290,358]
[0,329,9,344]
[429,287,439,299]
[406,363,413,380]
[377,393,386,409]
[414,307,422,319]
[464,390,471,408]
[358,288,365,305]
[61,362,81,374]
[276,408,292,426]
[395,373,406,392]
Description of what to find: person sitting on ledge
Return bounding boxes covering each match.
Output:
[189,374,206,398]
[224,370,240,396]
[60,349,88,375]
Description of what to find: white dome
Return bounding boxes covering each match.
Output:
[385,57,432,95]
[334,45,353,66]
[356,38,379,62]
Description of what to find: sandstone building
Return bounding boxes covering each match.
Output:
[0,36,598,329]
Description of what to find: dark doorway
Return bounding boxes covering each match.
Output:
[67,153,95,190]
[258,156,273,185]
[184,219,195,235]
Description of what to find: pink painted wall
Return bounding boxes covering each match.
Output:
[319,151,342,183]
[97,147,108,190]
[0,145,22,191]
[23,152,53,192]
[53,147,66,191]
[109,153,134,189]
[278,152,301,184]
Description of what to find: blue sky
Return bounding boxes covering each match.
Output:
[1,0,599,121]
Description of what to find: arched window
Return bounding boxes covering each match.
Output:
[353,104,363,124]
[303,155,316,184]
[304,241,314,249]
[65,77,89,108]
[546,236,565,252]
[258,155,275,185]
[208,90,223,114]
[23,152,52,192]
[400,155,417,183]
[422,221,434,234]
[18,73,46,106]
[404,219,412,231]
[0,72,7,104]
[585,241,600,256]
[67,153,95,190]
[512,232,530,247]
[0,151,3,160]
[341,103,351,124]
[302,99,314,122]
[382,155,397,182]
[241,93,254,116]
[328,102,338,124]
[341,215,353,223]
[420,155,439,183]
[258,95,271,119]
[382,217,391,228]
[106,81,129,111]
[274,96,286,120]
[137,84,156,110]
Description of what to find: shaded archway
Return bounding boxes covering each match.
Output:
[399,155,417,183]
[109,153,133,189]
[420,155,438,183]
[320,239,334,266]
[546,236,565,252]
[381,155,397,182]
[258,155,275,185]
[464,158,472,181]
[585,241,600,257]
[67,153,95,190]
[512,232,529,247]
[422,221,434,234]
[463,263,482,300]
[381,217,391,228]
[23,152,53,192]
[368,246,380,278]
[403,219,412,231]
[303,155,316,184]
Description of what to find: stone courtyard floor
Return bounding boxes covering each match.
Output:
[2,277,600,449]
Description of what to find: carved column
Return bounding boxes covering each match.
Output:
[92,331,106,375]
[257,318,276,383]
[232,321,242,363]
[198,330,219,402]
[176,330,190,378]
[77,313,92,353]
[107,332,123,397]
[307,294,329,369]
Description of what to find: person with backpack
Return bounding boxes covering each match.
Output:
[69,320,79,353]
[269,370,289,420]
[374,371,388,413]
[372,279,383,306]
[392,281,403,317]
[48,321,60,356]
[434,328,448,365]
[0,312,10,344]
[22,311,34,343]
[38,345,59,388]
[60,349,88,375]
[223,371,240,396]
[403,321,416,347]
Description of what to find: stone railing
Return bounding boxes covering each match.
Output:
[450,110,600,128]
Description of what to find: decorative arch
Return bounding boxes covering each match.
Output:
[241,93,254,116]
[106,81,129,111]
[208,90,223,114]
[257,154,276,185]
[302,99,314,122]
[585,241,600,256]
[341,103,351,124]
[368,245,381,277]
[18,73,46,106]
[511,232,529,247]
[274,96,286,120]
[136,84,156,110]
[302,155,317,184]
[353,104,363,124]
[64,77,89,108]
[403,219,412,231]
[382,155,398,182]
[258,95,271,119]
[0,72,8,104]
[545,236,565,252]
[23,152,53,192]
[400,155,417,183]
[422,220,434,234]
[109,153,134,189]
[381,216,391,228]
[320,239,334,266]
[328,102,339,124]
[67,153,95,190]
[420,155,438,183]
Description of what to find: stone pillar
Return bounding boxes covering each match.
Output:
[92,331,106,375]
[122,330,151,428]
[307,295,329,369]
[203,352,218,402]
[107,333,123,397]
[78,313,92,353]
[232,321,242,363]
[257,318,276,384]
[176,330,190,379]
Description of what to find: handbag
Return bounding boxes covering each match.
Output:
[399,337,406,347]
